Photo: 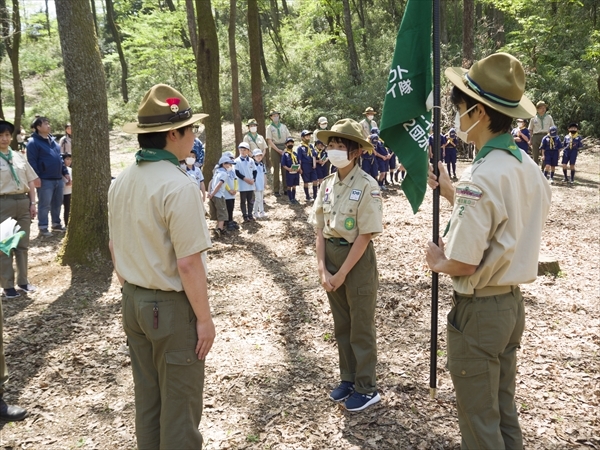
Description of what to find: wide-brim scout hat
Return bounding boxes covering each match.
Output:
[445,52,536,119]
[318,116,328,124]
[268,110,280,117]
[123,84,208,134]
[0,120,15,134]
[536,101,547,108]
[362,107,377,115]
[247,118,258,126]
[315,118,374,151]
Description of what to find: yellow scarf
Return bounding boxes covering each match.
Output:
[285,148,298,165]
[569,132,578,149]
[547,133,555,150]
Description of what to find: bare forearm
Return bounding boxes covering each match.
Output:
[28,180,37,203]
[316,229,327,274]
[178,254,212,322]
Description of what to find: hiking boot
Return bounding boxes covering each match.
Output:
[329,381,355,402]
[39,229,52,237]
[51,225,67,232]
[2,288,20,299]
[344,391,381,412]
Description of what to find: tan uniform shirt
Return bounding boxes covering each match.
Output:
[445,149,551,294]
[0,149,37,195]
[309,163,383,242]
[108,160,211,292]
[243,132,267,152]
[528,113,555,134]
[265,123,291,146]
[360,119,378,139]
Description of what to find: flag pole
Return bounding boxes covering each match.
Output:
[430,0,441,400]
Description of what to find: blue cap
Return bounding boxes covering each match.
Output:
[218,155,236,165]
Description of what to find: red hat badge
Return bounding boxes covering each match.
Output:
[166,97,181,113]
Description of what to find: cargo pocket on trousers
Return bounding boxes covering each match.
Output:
[448,358,491,413]
[165,349,205,399]
[447,307,464,357]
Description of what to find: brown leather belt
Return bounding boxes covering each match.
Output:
[455,285,517,298]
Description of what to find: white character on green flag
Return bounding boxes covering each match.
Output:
[380,0,433,214]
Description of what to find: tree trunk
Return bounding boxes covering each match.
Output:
[90,0,99,38]
[0,0,24,148]
[228,0,243,146]
[281,0,289,16]
[105,0,129,103]
[258,16,271,83]
[248,0,266,162]
[55,0,112,267]
[462,0,474,68]
[44,0,50,36]
[341,0,361,85]
[195,0,222,176]
[493,6,504,49]
[164,0,191,48]
[185,0,198,56]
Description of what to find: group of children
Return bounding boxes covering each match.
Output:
[539,122,583,184]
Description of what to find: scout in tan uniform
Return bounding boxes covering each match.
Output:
[0,120,36,422]
[359,107,378,139]
[309,119,383,412]
[265,110,291,196]
[243,118,267,154]
[528,100,555,168]
[426,53,552,449]
[108,85,214,449]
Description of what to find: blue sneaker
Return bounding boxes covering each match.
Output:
[344,390,381,412]
[329,381,354,402]
[2,288,20,299]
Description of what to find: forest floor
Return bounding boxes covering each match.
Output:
[0,125,598,450]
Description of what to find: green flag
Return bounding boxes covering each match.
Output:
[379,0,432,214]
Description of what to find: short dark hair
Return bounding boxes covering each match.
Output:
[137,126,188,149]
[450,87,513,134]
[0,121,14,134]
[31,116,49,132]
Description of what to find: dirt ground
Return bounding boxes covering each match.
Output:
[0,125,598,450]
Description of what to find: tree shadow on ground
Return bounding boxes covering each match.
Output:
[0,262,113,432]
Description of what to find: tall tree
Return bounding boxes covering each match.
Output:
[463,0,474,68]
[105,0,129,103]
[90,0,99,38]
[195,0,222,174]
[55,0,112,266]
[248,0,266,161]
[185,0,198,54]
[44,0,50,36]
[0,0,24,148]
[341,0,361,85]
[228,0,242,146]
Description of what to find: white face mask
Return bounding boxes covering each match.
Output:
[319,123,327,129]
[367,115,374,121]
[249,126,257,133]
[272,116,279,123]
[226,165,234,172]
[185,157,196,165]
[454,104,480,142]
[327,149,352,169]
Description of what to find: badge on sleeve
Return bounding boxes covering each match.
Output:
[324,186,332,203]
[349,189,362,201]
[344,217,355,230]
[455,183,483,207]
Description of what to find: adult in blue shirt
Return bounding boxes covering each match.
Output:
[26,117,70,237]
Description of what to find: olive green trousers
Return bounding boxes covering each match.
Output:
[122,282,205,450]
[325,240,378,394]
[448,287,525,450]
[0,299,7,395]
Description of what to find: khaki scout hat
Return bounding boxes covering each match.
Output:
[315,118,374,151]
[318,116,328,124]
[268,110,280,117]
[536,101,547,108]
[247,118,258,126]
[362,107,377,115]
[123,84,208,134]
[445,52,536,119]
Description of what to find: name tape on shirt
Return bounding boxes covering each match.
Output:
[455,183,483,207]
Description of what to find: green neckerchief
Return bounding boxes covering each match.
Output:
[271,121,282,139]
[536,113,548,130]
[0,149,20,188]
[444,134,521,238]
[135,148,179,166]
[247,132,258,145]
[475,133,522,163]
